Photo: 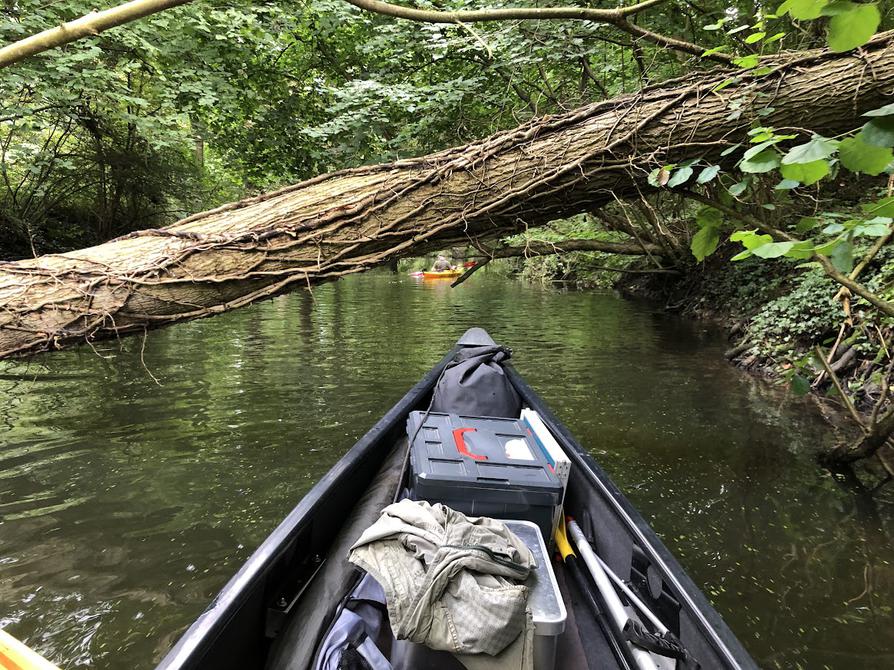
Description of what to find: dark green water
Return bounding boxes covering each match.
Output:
[1,273,892,669]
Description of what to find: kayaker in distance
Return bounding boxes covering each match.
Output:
[431,255,455,272]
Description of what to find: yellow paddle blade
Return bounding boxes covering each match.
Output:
[554,513,576,560]
[0,629,61,670]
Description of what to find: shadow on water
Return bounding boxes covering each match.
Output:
[0,270,892,669]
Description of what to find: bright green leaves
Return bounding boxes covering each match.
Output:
[648,159,705,189]
[697,165,721,184]
[740,150,780,173]
[691,224,721,261]
[781,136,838,165]
[667,165,694,188]
[862,196,894,217]
[780,159,829,185]
[826,2,880,52]
[691,207,724,262]
[737,127,796,174]
[838,135,893,175]
[777,0,828,20]
[733,54,761,70]
[776,0,880,52]
[860,117,894,147]
[789,373,811,396]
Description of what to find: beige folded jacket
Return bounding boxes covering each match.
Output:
[348,499,535,666]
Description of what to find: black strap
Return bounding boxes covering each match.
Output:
[623,619,700,669]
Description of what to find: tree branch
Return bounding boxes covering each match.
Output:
[0,0,193,69]
[340,0,733,63]
[473,238,666,258]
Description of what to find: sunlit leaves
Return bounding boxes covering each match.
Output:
[826,2,880,52]
[739,149,780,173]
[691,206,724,261]
[779,159,829,185]
[697,165,721,184]
[776,0,879,51]
[838,135,893,174]
[777,0,828,20]
[691,225,721,261]
[781,136,838,164]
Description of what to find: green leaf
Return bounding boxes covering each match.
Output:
[853,217,892,236]
[721,144,742,156]
[790,374,811,396]
[860,118,894,147]
[697,165,721,183]
[862,196,894,217]
[796,216,822,233]
[727,25,751,35]
[775,178,801,189]
[731,230,773,248]
[827,3,880,52]
[743,139,779,160]
[731,249,754,261]
[815,238,844,255]
[733,54,761,69]
[781,136,838,164]
[764,32,786,44]
[839,135,893,175]
[785,240,817,259]
[753,241,795,258]
[745,32,766,43]
[696,206,723,227]
[691,225,721,261]
[863,102,894,117]
[667,166,694,187]
[778,0,828,19]
[729,179,751,196]
[830,239,854,272]
[739,149,780,173]
[780,159,830,185]
[823,222,846,234]
[713,77,738,92]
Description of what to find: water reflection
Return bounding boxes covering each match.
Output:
[0,270,891,669]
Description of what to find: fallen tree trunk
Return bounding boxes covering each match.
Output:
[1,37,893,359]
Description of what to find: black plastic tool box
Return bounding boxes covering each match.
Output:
[407,411,563,540]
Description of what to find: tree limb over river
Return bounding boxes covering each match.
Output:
[1,36,893,360]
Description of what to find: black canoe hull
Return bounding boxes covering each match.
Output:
[157,332,757,670]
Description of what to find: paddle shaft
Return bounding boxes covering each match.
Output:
[567,520,659,670]
[565,553,637,670]
[593,551,668,634]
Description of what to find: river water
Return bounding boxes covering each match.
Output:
[1,272,892,669]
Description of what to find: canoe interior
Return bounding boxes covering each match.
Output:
[156,344,757,670]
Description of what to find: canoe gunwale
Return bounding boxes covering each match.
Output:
[504,363,758,670]
[156,346,460,670]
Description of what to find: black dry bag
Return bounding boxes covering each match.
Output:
[430,345,521,418]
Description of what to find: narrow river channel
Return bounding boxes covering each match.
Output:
[1,272,892,669]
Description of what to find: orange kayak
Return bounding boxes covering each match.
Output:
[421,270,462,279]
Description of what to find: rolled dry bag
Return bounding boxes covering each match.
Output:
[431,345,521,418]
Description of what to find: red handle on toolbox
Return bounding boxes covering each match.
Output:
[453,427,487,461]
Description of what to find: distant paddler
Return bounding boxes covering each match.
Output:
[431,254,455,272]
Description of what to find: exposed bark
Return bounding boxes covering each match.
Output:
[1,38,893,359]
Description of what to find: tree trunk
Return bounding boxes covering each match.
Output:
[1,38,893,359]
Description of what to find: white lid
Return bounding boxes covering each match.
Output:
[504,519,567,636]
